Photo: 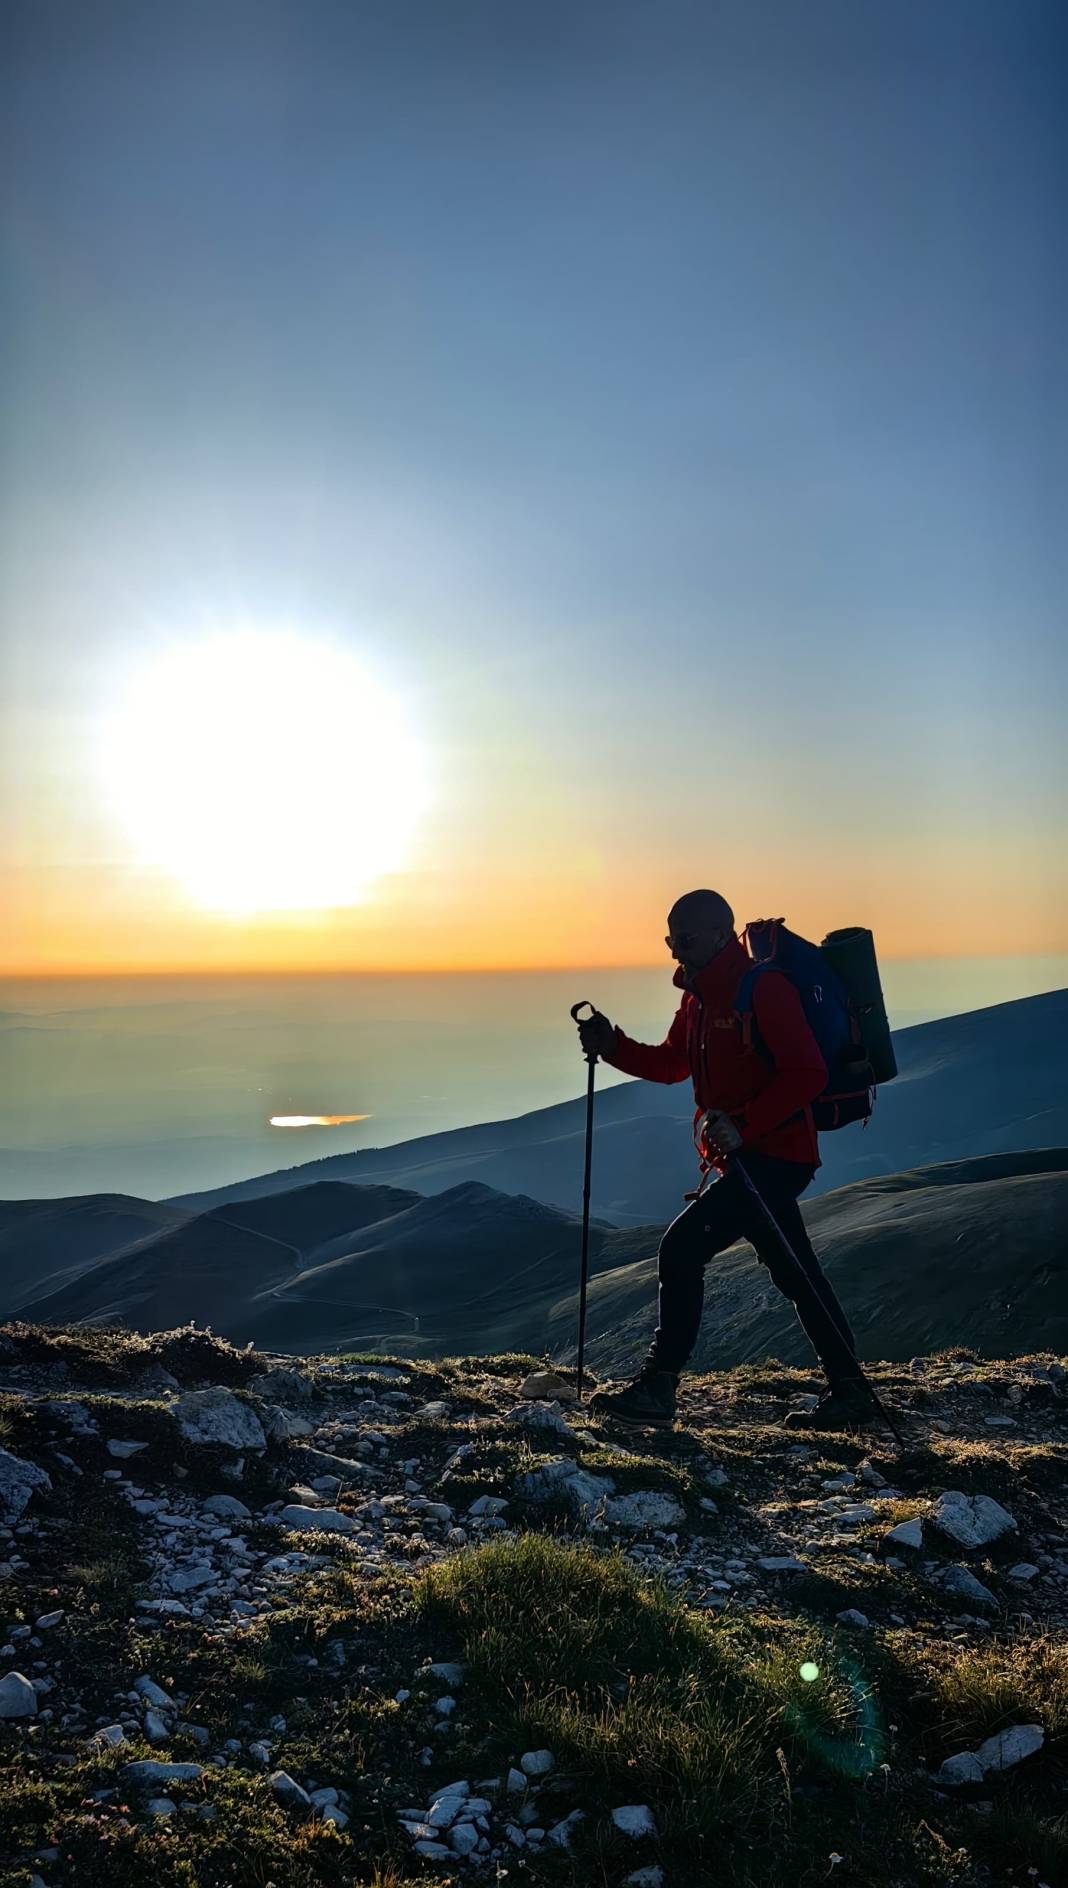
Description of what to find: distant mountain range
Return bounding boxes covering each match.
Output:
[165,988,1068,1226]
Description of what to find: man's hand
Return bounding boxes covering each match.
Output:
[577,1010,616,1060]
[700,1109,743,1160]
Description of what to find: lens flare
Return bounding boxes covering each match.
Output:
[781,1649,886,1779]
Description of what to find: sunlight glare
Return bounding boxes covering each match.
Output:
[95,628,432,913]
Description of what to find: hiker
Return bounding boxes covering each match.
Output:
[575,889,875,1431]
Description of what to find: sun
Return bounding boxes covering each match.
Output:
[95,628,432,913]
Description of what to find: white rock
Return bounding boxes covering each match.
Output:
[930,1491,1017,1550]
[884,1517,924,1550]
[413,1841,452,1859]
[468,1495,509,1518]
[417,1401,450,1419]
[546,1809,585,1847]
[269,1769,312,1808]
[975,1723,1044,1773]
[520,1748,555,1777]
[202,1494,252,1519]
[836,1609,870,1628]
[322,1804,348,1828]
[262,1406,314,1443]
[612,1804,658,1838]
[0,1449,52,1524]
[508,1401,576,1439]
[35,1609,64,1628]
[134,1677,174,1710]
[0,1672,37,1718]
[1007,1562,1041,1582]
[941,1566,998,1612]
[857,1459,887,1488]
[90,1724,127,1748]
[146,1797,177,1817]
[520,1369,577,1404]
[427,1661,466,1688]
[449,1821,480,1854]
[167,1566,215,1594]
[107,1439,149,1458]
[248,1367,313,1401]
[937,1751,985,1787]
[171,1388,266,1453]
[758,1555,806,1572]
[626,1870,666,1887]
[506,1766,527,1793]
[434,1695,456,1718]
[605,1491,686,1531]
[427,1798,461,1829]
[278,1505,356,1535]
[123,1760,204,1785]
[516,1458,613,1518]
[144,1709,171,1743]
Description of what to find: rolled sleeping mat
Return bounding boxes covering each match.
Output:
[819,926,898,1084]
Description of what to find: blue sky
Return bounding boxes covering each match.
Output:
[3,0,1066,971]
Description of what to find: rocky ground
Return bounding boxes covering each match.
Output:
[0,1321,1065,1888]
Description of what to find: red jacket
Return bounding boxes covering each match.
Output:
[601,933,826,1174]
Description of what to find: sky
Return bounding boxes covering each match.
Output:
[2,0,1066,975]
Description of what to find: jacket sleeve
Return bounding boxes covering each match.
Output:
[601,1002,690,1085]
[735,972,827,1142]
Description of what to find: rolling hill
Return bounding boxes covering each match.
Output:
[8,1150,1067,1369]
[555,1148,1068,1373]
[16,1181,421,1337]
[17,1177,651,1355]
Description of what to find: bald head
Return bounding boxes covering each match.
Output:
[666,889,735,974]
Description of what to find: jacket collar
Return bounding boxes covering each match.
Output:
[672,932,749,1004]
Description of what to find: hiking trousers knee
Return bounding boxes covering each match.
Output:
[648,1152,859,1384]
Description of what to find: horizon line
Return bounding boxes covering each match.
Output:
[3,948,1068,981]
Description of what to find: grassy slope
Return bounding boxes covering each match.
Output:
[0,1323,1066,1888]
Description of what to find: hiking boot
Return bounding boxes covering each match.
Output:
[783,1377,879,1432]
[588,1359,679,1429]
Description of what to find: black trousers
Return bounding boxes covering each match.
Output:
[649,1152,860,1384]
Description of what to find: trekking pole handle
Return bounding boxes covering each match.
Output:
[570,999,600,1065]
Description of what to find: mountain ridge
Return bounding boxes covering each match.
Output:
[162,986,1068,1224]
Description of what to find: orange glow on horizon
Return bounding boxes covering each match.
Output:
[4,809,1066,976]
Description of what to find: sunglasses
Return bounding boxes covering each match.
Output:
[665,931,699,952]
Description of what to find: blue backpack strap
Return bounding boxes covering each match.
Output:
[734,961,775,1051]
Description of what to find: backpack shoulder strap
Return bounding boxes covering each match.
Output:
[734,960,777,1050]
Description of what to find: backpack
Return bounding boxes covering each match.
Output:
[737,918,876,1131]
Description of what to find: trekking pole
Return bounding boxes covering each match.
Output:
[569,1000,599,1403]
[730,1152,906,1448]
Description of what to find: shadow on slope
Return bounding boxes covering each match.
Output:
[551,1148,1068,1374]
